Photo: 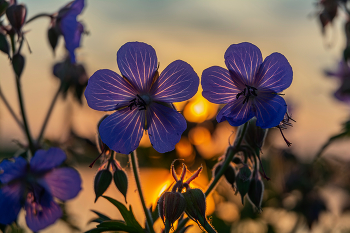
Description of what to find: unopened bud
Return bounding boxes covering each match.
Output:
[183,188,206,224]
[113,164,128,203]
[243,118,267,151]
[6,4,27,34]
[214,163,236,188]
[158,192,186,227]
[47,26,59,54]
[94,169,112,202]
[12,53,25,79]
[0,0,9,17]
[236,165,252,204]
[247,173,264,211]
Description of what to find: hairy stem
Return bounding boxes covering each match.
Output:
[37,85,61,142]
[129,151,155,233]
[0,86,24,130]
[205,122,248,196]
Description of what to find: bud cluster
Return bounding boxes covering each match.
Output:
[93,116,128,203]
[158,163,207,229]
[212,118,267,211]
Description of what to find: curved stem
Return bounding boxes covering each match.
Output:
[205,122,248,196]
[314,132,347,161]
[25,13,53,25]
[15,77,35,154]
[129,151,155,233]
[37,85,61,142]
[0,86,24,130]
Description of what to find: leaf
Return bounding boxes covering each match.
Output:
[98,220,141,233]
[89,210,113,224]
[84,227,109,233]
[102,196,144,231]
[0,32,9,56]
[150,204,159,223]
[178,225,193,233]
[90,210,111,221]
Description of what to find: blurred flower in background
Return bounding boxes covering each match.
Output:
[0,148,81,232]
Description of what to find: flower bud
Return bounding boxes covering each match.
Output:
[47,26,60,54]
[94,169,112,202]
[53,58,88,103]
[242,118,267,151]
[214,163,236,188]
[6,4,27,34]
[236,165,252,204]
[113,164,128,203]
[0,0,9,18]
[12,53,25,79]
[158,192,186,227]
[247,173,264,211]
[183,188,206,224]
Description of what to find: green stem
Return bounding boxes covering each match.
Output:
[197,214,217,233]
[37,85,61,142]
[129,151,155,233]
[0,86,24,130]
[10,34,15,57]
[205,122,248,196]
[25,13,53,25]
[15,77,35,154]
[164,219,171,233]
[10,35,35,154]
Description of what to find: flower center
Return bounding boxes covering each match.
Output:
[128,94,151,111]
[236,85,258,104]
[26,192,43,216]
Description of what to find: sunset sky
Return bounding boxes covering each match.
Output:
[1,0,349,159]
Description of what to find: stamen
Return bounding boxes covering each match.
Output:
[278,126,292,147]
[128,95,148,111]
[236,85,258,104]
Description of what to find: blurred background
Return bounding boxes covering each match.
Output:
[1,0,350,232]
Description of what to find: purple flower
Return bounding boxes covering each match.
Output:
[85,42,199,154]
[201,42,293,128]
[325,61,350,103]
[0,148,82,231]
[55,0,85,63]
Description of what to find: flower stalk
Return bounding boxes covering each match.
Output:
[37,84,61,142]
[129,151,155,233]
[0,86,24,130]
[205,122,248,196]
